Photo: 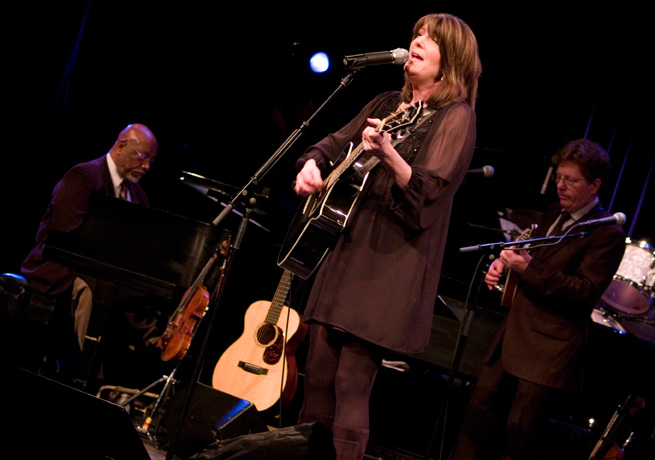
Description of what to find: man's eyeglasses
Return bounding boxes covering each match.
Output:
[135,150,155,165]
[551,174,584,187]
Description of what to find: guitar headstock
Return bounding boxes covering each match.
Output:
[378,101,424,134]
[517,223,538,241]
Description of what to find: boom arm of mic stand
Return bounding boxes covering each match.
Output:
[213,70,357,230]
[459,231,592,253]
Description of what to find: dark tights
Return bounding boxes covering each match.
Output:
[299,323,381,459]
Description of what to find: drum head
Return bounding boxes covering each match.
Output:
[601,279,651,315]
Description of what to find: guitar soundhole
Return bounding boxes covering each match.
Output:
[256,323,278,346]
[263,325,285,365]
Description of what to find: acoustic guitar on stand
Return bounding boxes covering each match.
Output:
[212,269,307,411]
[494,224,537,308]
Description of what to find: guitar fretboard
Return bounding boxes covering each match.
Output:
[324,102,424,189]
[265,269,293,324]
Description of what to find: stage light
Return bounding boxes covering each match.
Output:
[309,52,329,73]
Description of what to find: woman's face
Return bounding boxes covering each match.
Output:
[404,24,442,84]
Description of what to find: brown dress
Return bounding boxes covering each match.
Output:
[297,91,476,353]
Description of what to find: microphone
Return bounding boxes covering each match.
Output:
[575,212,627,228]
[343,48,409,70]
[466,165,495,177]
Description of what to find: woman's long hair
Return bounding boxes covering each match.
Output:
[401,13,482,109]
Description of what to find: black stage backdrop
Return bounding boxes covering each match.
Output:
[3,2,653,454]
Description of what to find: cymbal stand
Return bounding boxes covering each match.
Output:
[164,69,359,460]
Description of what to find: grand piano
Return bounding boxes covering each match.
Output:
[43,193,231,390]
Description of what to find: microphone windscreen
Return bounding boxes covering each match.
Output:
[614,212,627,225]
[392,48,409,64]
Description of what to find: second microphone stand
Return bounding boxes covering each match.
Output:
[424,228,596,459]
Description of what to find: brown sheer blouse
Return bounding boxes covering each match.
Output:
[297,91,476,353]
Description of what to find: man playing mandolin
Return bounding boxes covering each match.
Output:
[452,138,627,459]
[291,13,481,460]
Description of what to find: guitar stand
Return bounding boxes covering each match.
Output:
[100,365,180,441]
[136,366,180,438]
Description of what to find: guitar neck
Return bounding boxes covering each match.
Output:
[265,270,293,324]
[323,102,425,189]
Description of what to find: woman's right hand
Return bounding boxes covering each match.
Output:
[294,159,324,196]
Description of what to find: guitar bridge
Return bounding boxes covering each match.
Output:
[238,361,269,375]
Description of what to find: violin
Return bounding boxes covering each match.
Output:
[158,239,229,362]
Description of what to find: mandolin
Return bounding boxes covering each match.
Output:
[495,224,537,308]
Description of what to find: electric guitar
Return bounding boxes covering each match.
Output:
[496,224,537,308]
[277,101,424,279]
[211,269,307,411]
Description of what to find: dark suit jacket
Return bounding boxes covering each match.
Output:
[486,202,626,391]
[21,155,148,295]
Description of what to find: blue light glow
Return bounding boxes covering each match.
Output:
[310,52,329,73]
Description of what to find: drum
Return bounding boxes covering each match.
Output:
[591,308,626,334]
[601,239,655,315]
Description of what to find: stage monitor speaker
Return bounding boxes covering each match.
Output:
[3,365,150,460]
[161,382,268,459]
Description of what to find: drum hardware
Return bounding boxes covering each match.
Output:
[591,308,627,334]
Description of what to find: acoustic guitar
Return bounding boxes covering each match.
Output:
[211,269,307,411]
[277,102,424,279]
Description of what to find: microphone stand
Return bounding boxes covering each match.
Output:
[458,231,592,254]
[424,253,491,460]
[423,229,594,459]
[164,69,359,460]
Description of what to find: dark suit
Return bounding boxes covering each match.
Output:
[454,202,626,459]
[21,155,148,294]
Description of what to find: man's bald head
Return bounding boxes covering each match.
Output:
[110,123,159,183]
[116,123,158,153]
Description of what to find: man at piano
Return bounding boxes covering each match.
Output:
[20,123,158,376]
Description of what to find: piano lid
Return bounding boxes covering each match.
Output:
[43,193,230,299]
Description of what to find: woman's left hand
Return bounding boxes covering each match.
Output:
[362,118,392,158]
[362,117,412,188]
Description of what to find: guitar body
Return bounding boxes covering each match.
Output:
[278,102,424,279]
[278,144,371,279]
[212,300,308,411]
